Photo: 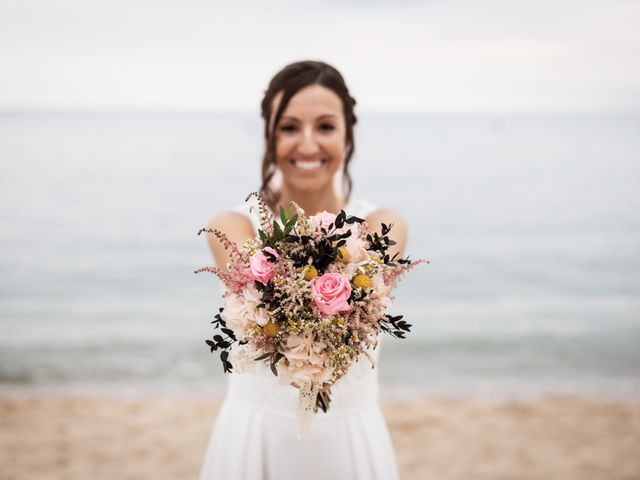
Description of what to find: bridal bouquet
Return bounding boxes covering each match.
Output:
[196,192,426,438]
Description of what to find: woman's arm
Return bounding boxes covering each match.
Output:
[365,208,408,260]
[205,212,256,272]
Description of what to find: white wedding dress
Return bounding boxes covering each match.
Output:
[198,198,400,480]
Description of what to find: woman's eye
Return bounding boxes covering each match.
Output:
[319,123,335,131]
[279,124,297,132]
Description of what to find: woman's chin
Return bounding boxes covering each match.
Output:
[283,175,332,194]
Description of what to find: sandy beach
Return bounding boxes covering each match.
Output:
[1,394,638,480]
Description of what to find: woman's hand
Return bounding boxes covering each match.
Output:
[205,212,256,272]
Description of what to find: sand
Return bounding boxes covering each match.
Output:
[1,394,639,480]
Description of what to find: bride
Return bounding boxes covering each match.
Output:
[199,60,407,480]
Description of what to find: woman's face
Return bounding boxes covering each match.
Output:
[271,84,349,194]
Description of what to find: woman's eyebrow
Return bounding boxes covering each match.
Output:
[281,114,338,121]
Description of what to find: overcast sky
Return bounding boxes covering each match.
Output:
[1,0,639,112]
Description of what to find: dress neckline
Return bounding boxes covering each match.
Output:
[235,197,377,236]
[269,197,352,217]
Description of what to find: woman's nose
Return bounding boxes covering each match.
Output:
[297,126,320,156]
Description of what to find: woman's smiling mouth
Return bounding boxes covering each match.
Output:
[289,158,328,171]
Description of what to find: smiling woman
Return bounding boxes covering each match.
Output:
[271,85,347,191]
[199,60,405,480]
[258,61,358,218]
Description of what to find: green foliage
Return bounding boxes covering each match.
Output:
[258,206,299,247]
[270,352,284,377]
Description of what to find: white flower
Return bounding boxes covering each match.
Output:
[220,285,269,340]
[344,227,370,263]
[370,273,393,309]
[341,262,359,279]
[278,333,334,386]
[229,344,259,373]
[241,286,270,326]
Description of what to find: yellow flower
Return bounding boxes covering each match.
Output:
[351,274,371,289]
[263,320,281,337]
[303,265,318,280]
[337,247,350,264]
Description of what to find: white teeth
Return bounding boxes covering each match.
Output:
[293,160,323,170]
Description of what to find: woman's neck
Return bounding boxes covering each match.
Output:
[275,185,347,216]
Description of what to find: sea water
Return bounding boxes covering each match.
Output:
[0,111,638,399]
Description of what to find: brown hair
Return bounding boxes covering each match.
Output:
[259,60,358,211]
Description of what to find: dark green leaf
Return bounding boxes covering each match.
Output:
[273,220,284,241]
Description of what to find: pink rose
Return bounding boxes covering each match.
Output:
[310,211,337,231]
[311,272,352,315]
[309,210,352,235]
[247,247,279,284]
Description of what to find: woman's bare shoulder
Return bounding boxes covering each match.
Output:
[365,207,408,257]
[208,210,253,230]
[365,207,408,230]
[206,210,256,243]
